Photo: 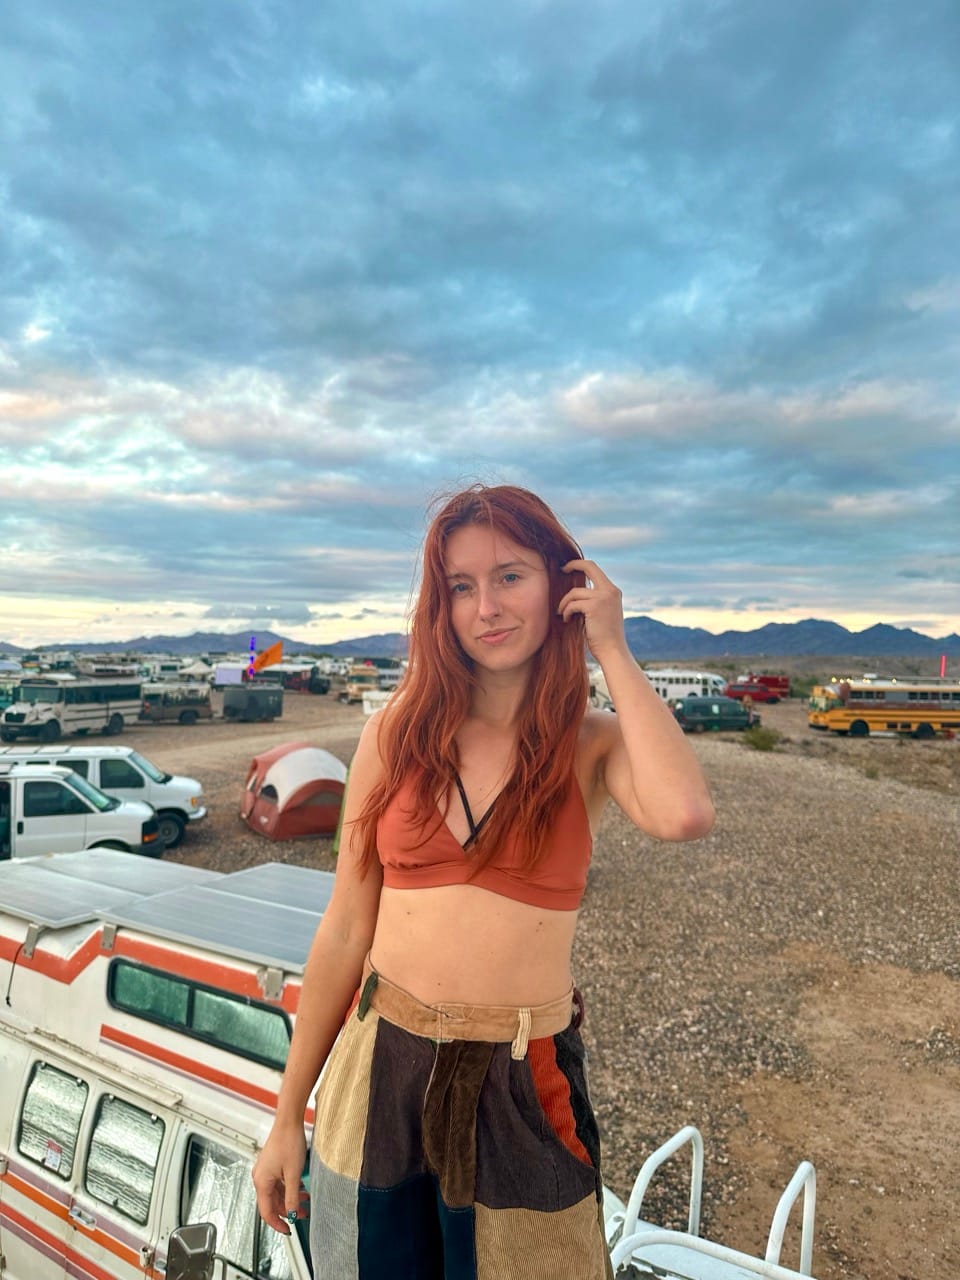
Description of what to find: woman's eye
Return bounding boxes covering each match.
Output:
[451,582,470,594]
[502,573,520,584]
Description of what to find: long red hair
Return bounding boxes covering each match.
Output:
[355,484,589,875]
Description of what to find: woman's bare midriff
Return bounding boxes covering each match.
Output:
[368,883,579,1006]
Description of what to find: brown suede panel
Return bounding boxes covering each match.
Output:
[422,1039,496,1209]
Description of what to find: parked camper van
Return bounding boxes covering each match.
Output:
[1,675,142,743]
[672,695,760,733]
[0,745,205,849]
[0,763,161,858]
[0,851,327,1279]
[139,682,214,725]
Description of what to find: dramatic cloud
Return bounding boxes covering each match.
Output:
[1,0,958,645]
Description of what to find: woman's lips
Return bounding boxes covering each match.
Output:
[478,628,515,644]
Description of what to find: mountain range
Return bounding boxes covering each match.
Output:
[2,618,959,659]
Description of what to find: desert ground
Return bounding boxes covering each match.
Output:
[116,684,958,1280]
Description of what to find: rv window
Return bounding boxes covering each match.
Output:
[100,758,144,789]
[182,1136,299,1280]
[85,1095,164,1225]
[112,963,191,1025]
[192,989,291,1069]
[18,1061,89,1179]
[108,959,291,1070]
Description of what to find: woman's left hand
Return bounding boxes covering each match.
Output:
[558,559,629,662]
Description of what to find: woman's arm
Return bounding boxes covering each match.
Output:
[253,711,386,1233]
[560,559,715,841]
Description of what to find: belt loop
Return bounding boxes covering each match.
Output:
[357,971,378,1021]
[511,1006,532,1060]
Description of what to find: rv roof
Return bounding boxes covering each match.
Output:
[0,851,333,973]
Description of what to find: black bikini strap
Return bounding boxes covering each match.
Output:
[453,772,498,850]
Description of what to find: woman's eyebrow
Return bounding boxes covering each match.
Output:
[444,559,530,581]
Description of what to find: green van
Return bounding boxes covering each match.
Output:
[673,694,760,733]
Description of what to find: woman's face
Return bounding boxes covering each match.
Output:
[443,524,552,674]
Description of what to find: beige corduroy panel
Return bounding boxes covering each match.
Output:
[474,1193,614,1280]
[312,1009,379,1180]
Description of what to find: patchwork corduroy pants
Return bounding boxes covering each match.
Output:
[309,957,614,1279]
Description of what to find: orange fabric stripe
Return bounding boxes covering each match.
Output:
[526,1035,592,1166]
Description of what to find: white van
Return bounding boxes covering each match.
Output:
[0,763,161,858]
[0,745,206,849]
[1,675,143,743]
[0,851,329,1279]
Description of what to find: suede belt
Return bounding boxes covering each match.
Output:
[357,953,581,1060]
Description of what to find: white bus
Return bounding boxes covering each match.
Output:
[0,675,143,743]
[643,668,728,702]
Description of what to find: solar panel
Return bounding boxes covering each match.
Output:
[211,862,336,915]
[0,851,334,971]
[0,861,143,927]
[32,848,221,895]
[103,882,327,972]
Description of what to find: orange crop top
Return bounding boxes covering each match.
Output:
[376,772,593,911]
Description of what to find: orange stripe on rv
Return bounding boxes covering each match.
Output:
[5,1167,70,1226]
[1,1183,146,1280]
[0,927,302,1013]
[100,1023,315,1123]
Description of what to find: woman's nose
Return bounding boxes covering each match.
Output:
[477,584,501,619]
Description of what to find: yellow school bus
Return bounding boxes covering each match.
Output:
[808,677,960,737]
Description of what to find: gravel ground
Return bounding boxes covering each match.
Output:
[119,693,958,1280]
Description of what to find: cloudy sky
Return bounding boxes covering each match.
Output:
[2,0,958,648]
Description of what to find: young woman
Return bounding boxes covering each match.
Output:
[253,484,714,1279]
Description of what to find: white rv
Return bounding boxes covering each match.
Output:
[0,851,331,1280]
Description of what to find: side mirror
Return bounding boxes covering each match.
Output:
[166,1223,217,1280]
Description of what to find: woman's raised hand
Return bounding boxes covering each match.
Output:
[558,559,629,662]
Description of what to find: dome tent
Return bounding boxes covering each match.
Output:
[240,741,347,841]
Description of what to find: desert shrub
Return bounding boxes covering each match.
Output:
[790,675,821,700]
[743,725,782,752]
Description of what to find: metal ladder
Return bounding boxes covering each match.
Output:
[604,1126,818,1279]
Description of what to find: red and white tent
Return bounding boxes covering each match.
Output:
[240,741,347,840]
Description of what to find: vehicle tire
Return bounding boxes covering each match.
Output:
[338,692,349,704]
[224,705,238,719]
[106,713,124,735]
[693,723,706,734]
[157,812,186,848]
[914,722,935,740]
[849,720,869,737]
[178,709,198,725]
[41,720,62,742]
